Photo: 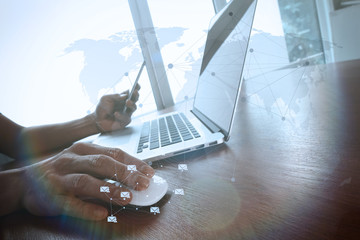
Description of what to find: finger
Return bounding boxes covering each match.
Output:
[69,143,155,177]
[118,100,137,116]
[125,99,137,113]
[104,93,128,100]
[57,195,108,221]
[112,112,131,130]
[114,111,131,123]
[110,93,128,112]
[65,153,152,190]
[130,89,140,102]
[135,83,141,91]
[60,174,133,205]
[120,90,130,96]
[99,94,127,112]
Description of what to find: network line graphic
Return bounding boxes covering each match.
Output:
[100,162,188,223]
[84,2,339,223]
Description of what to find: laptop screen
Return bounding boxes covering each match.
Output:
[193,0,257,138]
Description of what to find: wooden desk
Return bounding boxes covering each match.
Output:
[1,60,360,239]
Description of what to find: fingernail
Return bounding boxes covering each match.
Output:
[140,165,155,177]
[136,175,150,189]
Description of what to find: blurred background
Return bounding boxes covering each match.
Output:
[0,0,359,126]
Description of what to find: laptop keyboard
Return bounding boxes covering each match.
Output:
[137,113,201,153]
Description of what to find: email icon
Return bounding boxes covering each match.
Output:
[100,186,110,193]
[153,175,166,184]
[174,189,184,195]
[107,216,117,223]
[150,207,160,215]
[178,164,188,171]
[121,192,130,198]
[127,165,137,172]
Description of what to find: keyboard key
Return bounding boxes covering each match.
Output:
[172,139,182,144]
[180,113,201,138]
[183,135,193,141]
[137,113,201,152]
[161,141,172,147]
[150,142,159,150]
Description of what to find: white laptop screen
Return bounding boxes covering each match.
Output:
[193,0,256,135]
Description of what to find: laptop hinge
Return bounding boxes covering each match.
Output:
[191,108,228,139]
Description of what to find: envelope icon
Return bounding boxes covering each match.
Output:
[153,175,166,184]
[121,192,130,198]
[178,164,188,171]
[174,189,184,195]
[150,207,160,214]
[107,216,117,223]
[100,186,110,193]
[127,165,137,171]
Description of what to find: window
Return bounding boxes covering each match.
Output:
[277,0,325,64]
[0,0,152,125]
[0,0,329,127]
[147,0,215,105]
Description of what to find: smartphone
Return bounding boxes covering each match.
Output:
[123,61,145,113]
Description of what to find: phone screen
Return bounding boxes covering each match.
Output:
[124,61,145,112]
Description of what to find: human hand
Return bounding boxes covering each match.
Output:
[93,85,140,132]
[20,142,154,220]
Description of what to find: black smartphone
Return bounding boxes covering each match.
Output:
[123,61,145,113]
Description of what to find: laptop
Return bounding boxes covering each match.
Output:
[94,0,257,162]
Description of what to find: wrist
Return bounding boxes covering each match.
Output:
[84,113,103,135]
[0,168,26,215]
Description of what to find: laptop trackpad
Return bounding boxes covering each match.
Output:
[94,127,136,147]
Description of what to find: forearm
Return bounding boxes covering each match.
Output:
[0,168,25,216]
[0,114,23,159]
[20,114,99,157]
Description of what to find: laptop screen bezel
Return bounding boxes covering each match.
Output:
[192,0,258,141]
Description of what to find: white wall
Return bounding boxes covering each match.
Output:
[330,4,360,62]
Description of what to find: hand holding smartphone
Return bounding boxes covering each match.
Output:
[123,61,145,113]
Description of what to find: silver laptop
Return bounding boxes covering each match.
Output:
[94,0,257,162]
